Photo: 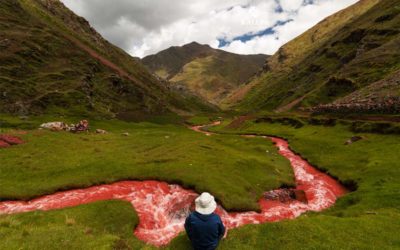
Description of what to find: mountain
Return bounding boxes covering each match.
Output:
[142,42,267,105]
[311,69,400,114]
[228,0,400,114]
[0,0,214,119]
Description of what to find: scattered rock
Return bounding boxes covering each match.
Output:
[310,71,400,115]
[264,191,280,200]
[0,134,24,149]
[345,136,363,145]
[95,129,107,134]
[0,39,11,48]
[71,120,89,133]
[264,189,308,203]
[0,140,11,148]
[40,122,68,131]
[84,227,93,235]
[0,134,24,145]
[40,120,90,133]
[122,132,130,136]
[293,190,308,203]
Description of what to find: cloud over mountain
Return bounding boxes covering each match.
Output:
[61,0,358,57]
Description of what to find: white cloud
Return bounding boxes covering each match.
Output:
[221,0,359,55]
[60,0,359,58]
[280,0,304,12]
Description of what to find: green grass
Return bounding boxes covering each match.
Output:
[0,115,293,211]
[0,200,151,250]
[185,115,224,126]
[185,116,212,126]
[0,0,213,118]
[203,117,400,249]
[235,0,400,112]
[1,116,400,249]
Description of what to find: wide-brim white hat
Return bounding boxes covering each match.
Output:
[195,192,217,215]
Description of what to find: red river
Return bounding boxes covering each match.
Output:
[0,124,347,246]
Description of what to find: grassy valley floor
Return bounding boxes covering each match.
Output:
[0,115,294,211]
[0,115,399,249]
[198,117,400,249]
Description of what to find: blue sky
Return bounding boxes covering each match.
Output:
[218,19,293,48]
[61,0,359,57]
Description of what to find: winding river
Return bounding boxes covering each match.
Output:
[0,123,347,246]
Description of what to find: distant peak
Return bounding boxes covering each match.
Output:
[187,41,200,46]
[183,41,210,48]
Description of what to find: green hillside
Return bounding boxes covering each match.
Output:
[0,0,214,118]
[142,42,267,105]
[231,0,400,114]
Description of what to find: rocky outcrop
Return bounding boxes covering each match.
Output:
[311,97,400,114]
[344,136,363,145]
[264,189,308,203]
[311,70,400,114]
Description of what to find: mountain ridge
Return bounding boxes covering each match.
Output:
[228,0,400,114]
[0,0,214,118]
[142,42,267,105]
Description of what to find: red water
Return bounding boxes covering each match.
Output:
[0,125,347,246]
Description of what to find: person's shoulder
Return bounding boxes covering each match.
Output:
[211,213,222,221]
[187,212,197,219]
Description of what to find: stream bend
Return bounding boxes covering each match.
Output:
[0,124,347,246]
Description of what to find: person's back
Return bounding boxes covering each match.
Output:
[185,193,225,250]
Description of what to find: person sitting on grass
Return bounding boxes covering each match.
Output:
[185,192,225,250]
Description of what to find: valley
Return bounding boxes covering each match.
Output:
[0,0,399,249]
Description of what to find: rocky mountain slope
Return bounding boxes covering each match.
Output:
[312,69,400,114]
[0,0,213,118]
[229,0,400,114]
[142,42,267,105]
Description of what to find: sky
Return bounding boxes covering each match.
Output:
[61,0,359,58]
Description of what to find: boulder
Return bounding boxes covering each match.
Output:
[345,136,363,145]
[0,135,24,145]
[95,129,107,134]
[293,190,308,203]
[40,122,68,131]
[264,189,292,203]
[0,140,10,148]
[264,189,308,203]
[0,39,11,48]
[264,191,279,200]
[71,120,89,133]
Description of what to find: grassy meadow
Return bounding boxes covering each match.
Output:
[202,116,400,249]
[1,115,399,249]
[0,115,293,211]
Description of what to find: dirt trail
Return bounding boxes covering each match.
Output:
[65,35,152,92]
[275,89,317,113]
[0,124,347,247]
[72,38,128,77]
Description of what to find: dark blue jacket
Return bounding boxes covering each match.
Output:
[184,212,225,250]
